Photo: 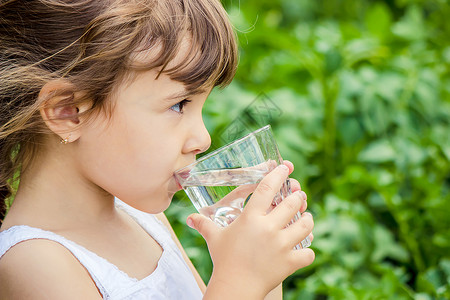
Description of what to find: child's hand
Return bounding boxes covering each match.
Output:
[186,161,315,299]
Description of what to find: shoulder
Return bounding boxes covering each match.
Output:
[0,238,102,299]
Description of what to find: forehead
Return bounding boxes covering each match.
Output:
[102,0,237,96]
[128,35,206,92]
[131,35,194,72]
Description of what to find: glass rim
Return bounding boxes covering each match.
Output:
[175,124,273,173]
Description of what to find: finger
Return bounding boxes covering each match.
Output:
[285,180,307,211]
[290,186,307,212]
[283,212,314,248]
[220,183,257,205]
[299,196,307,213]
[270,191,303,228]
[282,160,294,175]
[301,191,307,201]
[288,248,315,271]
[308,233,314,242]
[297,191,307,212]
[288,178,301,193]
[186,213,219,242]
[244,164,290,214]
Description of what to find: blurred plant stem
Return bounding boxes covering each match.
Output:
[381,189,426,273]
[321,75,339,185]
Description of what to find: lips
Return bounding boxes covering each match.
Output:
[174,174,183,190]
[173,162,194,191]
[175,170,191,180]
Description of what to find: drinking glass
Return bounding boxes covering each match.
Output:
[174,125,311,249]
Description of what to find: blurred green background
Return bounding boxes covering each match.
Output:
[167,0,450,299]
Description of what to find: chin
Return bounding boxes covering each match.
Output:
[152,197,173,214]
[121,194,172,215]
[162,200,173,212]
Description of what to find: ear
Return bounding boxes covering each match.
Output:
[39,79,90,144]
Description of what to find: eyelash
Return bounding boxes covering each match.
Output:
[170,99,191,114]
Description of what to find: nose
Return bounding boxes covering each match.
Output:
[182,119,211,156]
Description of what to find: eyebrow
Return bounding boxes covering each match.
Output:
[163,89,205,102]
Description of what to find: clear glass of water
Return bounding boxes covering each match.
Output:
[174,125,311,249]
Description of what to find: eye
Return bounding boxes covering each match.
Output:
[170,99,191,114]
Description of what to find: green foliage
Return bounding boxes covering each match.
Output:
[166,0,450,298]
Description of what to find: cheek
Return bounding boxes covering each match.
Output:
[77,114,181,201]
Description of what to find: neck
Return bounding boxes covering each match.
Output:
[3,140,117,231]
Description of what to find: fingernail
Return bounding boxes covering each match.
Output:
[279,164,289,171]
[300,200,306,211]
[186,218,194,229]
[300,191,307,201]
[303,211,312,218]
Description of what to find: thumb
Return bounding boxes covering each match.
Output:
[186,213,218,242]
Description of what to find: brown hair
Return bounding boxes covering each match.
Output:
[0,0,238,221]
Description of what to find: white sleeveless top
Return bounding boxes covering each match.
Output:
[0,200,204,300]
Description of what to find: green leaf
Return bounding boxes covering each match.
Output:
[371,225,410,263]
[392,5,426,41]
[337,117,363,146]
[358,140,396,163]
[365,3,393,40]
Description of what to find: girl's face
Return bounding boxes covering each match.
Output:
[76,69,211,213]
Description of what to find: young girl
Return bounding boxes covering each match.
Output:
[0,0,315,299]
